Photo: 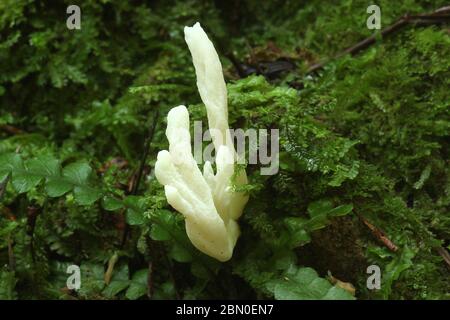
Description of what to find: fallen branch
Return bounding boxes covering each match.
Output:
[0,124,24,135]
[327,271,356,296]
[436,246,450,269]
[308,6,450,73]
[357,213,398,252]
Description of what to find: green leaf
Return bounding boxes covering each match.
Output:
[51,161,103,204]
[327,204,353,217]
[126,207,145,225]
[12,172,42,193]
[284,218,312,248]
[323,286,356,300]
[0,153,19,181]
[27,155,60,177]
[269,266,355,300]
[307,200,333,217]
[73,185,103,205]
[150,222,171,241]
[63,161,92,185]
[0,153,21,173]
[125,269,148,300]
[45,177,73,197]
[170,243,193,263]
[6,156,42,193]
[124,196,145,225]
[103,264,130,298]
[306,214,330,231]
[102,196,124,211]
[79,263,105,297]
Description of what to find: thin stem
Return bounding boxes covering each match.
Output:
[120,109,159,248]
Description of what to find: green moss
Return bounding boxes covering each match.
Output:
[0,0,449,299]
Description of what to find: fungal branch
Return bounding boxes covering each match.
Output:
[155,23,248,261]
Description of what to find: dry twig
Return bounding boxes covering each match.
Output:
[436,247,450,269]
[308,6,450,73]
[357,213,398,252]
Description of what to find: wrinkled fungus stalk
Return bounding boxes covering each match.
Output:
[155,23,248,261]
